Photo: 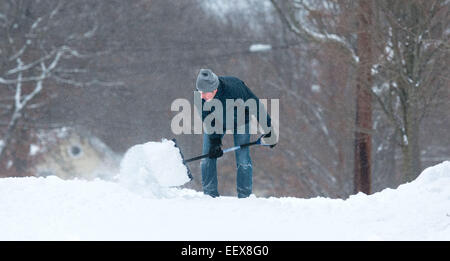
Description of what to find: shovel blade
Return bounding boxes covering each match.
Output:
[171,138,194,181]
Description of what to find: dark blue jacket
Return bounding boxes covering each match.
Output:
[201,76,271,142]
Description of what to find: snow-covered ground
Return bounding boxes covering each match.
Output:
[0,139,449,240]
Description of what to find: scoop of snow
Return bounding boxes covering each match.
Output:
[117,139,190,192]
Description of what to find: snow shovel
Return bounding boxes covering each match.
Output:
[172,135,270,181]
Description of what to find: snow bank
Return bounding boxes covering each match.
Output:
[0,161,449,240]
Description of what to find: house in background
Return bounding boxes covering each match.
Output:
[31,127,120,180]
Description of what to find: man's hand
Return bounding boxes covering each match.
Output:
[208,138,223,158]
[262,131,277,149]
[208,145,223,158]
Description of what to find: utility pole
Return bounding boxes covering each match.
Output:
[353,0,373,194]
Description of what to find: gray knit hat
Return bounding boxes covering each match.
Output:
[196,69,219,92]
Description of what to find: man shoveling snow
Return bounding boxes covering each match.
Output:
[118,69,276,199]
[195,69,277,198]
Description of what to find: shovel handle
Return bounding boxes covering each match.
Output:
[184,153,209,163]
[184,135,266,163]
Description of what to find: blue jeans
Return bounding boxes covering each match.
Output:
[201,132,253,198]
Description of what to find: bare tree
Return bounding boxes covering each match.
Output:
[0,0,115,175]
[270,0,374,194]
[270,0,450,188]
[370,0,449,182]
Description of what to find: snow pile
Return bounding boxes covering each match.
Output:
[117,139,190,196]
[0,161,449,240]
